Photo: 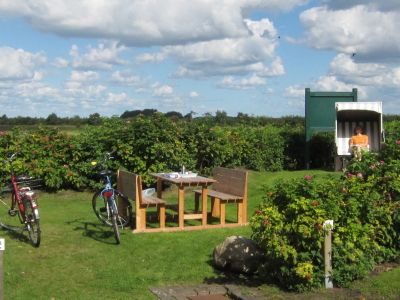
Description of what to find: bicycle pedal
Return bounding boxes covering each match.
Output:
[8,209,18,217]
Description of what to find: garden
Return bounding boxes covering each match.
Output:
[0,114,399,299]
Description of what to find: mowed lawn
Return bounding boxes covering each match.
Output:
[1,170,399,299]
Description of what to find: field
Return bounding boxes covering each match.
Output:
[0,170,399,299]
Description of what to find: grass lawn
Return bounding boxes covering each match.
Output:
[0,170,398,299]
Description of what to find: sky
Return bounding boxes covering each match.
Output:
[0,0,399,118]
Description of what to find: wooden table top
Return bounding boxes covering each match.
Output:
[151,173,216,186]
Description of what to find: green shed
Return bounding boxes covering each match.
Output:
[305,88,358,168]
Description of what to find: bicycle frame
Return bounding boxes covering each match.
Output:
[100,174,119,219]
[5,154,40,222]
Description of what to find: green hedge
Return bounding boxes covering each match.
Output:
[0,115,287,190]
[250,127,400,291]
[1,117,398,192]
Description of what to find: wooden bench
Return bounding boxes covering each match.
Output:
[117,170,166,233]
[193,167,248,225]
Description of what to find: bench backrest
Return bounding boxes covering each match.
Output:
[117,169,143,206]
[212,167,248,198]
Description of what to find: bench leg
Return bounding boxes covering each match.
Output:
[243,197,247,224]
[159,205,165,229]
[220,202,226,225]
[178,186,185,229]
[237,201,244,224]
[194,193,200,212]
[211,197,220,217]
[136,207,147,230]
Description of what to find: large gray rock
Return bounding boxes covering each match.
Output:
[213,235,264,274]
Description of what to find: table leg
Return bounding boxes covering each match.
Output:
[201,186,208,226]
[156,178,162,198]
[178,185,185,229]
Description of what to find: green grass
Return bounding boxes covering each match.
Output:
[0,170,398,299]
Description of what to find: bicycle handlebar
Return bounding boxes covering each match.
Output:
[4,152,18,164]
[92,150,116,170]
[105,149,116,159]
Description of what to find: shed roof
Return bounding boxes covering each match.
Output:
[335,102,382,113]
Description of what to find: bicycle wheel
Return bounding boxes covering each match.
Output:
[24,200,41,247]
[92,189,131,227]
[111,213,121,244]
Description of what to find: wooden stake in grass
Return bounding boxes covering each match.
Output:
[0,238,4,300]
[323,220,334,289]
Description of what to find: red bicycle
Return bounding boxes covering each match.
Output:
[0,153,41,247]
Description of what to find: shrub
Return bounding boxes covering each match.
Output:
[251,147,400,291]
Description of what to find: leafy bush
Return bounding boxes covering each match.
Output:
[0,115,288,190]
[309,132,336,169]
[251,138,400,291]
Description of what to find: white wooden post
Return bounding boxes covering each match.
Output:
[323,220,334,288]
[0,238,4,300]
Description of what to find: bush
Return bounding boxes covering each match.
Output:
[0,116,287,189]
[251,143,400,291]
[309,132,336,169]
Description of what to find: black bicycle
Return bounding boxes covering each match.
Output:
[91,152,131,244]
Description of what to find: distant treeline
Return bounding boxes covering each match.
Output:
[1,109,399,127]
[0,110,305,127]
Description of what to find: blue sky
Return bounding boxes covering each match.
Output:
[0,0,399,118]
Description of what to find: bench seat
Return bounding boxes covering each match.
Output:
[193,189,243,202]
[193,167,248,225]
[141,195,166,207]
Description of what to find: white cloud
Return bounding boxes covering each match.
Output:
[105,92,131,104]
[218,74,266,89]
[165,35,279,77]
[153,84,174,97]
[0,2,288,88]
[284,85,305,98]
[53,57,69,68]
[70,70,99,82]
[314,75,357,92]
[293,2,400,113]
[144,18,283,78]
[285,75,367,102]
[189,91,199,98]
[244,0,309,12]
[329,54,400,87]
[300,5,400,62]
[0,0,307,46]
[0,47,46,81]
[70,41,127,70]
[243,18,277,38]
[322,0,400,12]
[64,80,107,98]
[15,81,59,99]
[136,52,166,63]
[110,71,142,87]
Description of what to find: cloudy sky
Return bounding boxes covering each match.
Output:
[0,0,399,117]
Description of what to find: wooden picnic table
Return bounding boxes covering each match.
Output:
[151,173,216,229]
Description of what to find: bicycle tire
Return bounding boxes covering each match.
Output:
[111,213,121,244]
[92,189,131,227]
[24,200,41,247]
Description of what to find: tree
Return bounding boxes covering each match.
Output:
[0,114,7,125]
[165,111,183,120]
[46,113,60,125]
[88,113,102,125]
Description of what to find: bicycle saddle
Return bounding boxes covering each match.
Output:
[16,175,34,181]
[99,170,113,176]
